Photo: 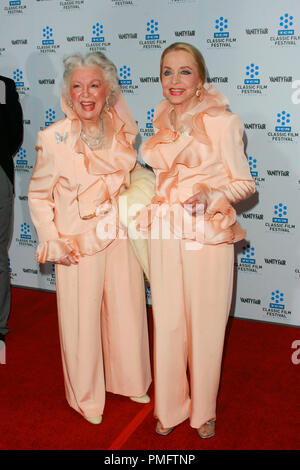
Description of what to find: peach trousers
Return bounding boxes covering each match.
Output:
[149,237,234,429]
[55,238,151,419]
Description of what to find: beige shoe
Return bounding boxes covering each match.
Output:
[85,415,102,425]
[130,394,150,404]
[197,420,215,439]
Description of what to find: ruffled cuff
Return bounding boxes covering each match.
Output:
[192,183,245,244]
[36,238,79,264]
[218,180,256,204]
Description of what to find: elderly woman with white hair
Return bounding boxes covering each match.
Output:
[28,52,152,424]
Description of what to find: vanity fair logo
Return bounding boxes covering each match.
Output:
[269,75,293,85]
[207,16,237,49]
[245,27,268,36]
[248,156,265,187]
[11,38,28,46]
[16,222,37,248]
[139,108,155,138]
[86,22,111,52]
[3,0,27,14]
[118,32,138,40]
[207,76,228,85]
[23,267,38,275]
[174,29,195,38]
[139,19,166,49]
[59,0,85,11]
[262,290,292,321]
[236,243,262,275]
[118,65,138,95]
[241,211,264,222]
[266,169,289,180]
[14,147,33,173]
[265,203,296,234]
[38,78,55,86]
[237,62,267,95]
[37,26,60,53]
[267,110,298,143]
[13,68,30,96]
[270,13,300,47]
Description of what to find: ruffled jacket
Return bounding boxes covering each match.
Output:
[28,92,138,263]
[139,83,256,245]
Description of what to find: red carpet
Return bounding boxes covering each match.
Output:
[0,287,299,450]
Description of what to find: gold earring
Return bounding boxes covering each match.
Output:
[196,88,202,97]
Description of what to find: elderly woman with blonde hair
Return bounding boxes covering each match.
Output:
[28,52,152,424]
[139,42,255,438]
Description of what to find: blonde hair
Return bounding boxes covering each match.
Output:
[160,42,206,83]
[62,52,119,105]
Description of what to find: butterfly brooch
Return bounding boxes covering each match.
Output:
[55,132,68,144]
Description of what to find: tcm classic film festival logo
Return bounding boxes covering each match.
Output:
[267,110,298,143]
[240,288,293,323]
[15,222,37,248]
[262,290,292,321]
[265,202,296,234]
[40,108,59,130]
[270,13,300,47]
[236,243,262,275]
[37,26,60,53]
[13,68,29,96]
[8,258,18,283]
[139,108,155,138]
[139,19,166,49]
[237,62,267,95]
[85,22,111,52]
[14,147,33,173]
[59,0,85,11]
[207,16,237,49]
[118,65,138,95]
[248,155,265,188]
[3,0,27,14]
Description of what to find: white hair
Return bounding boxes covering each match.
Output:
[62,52,119,105]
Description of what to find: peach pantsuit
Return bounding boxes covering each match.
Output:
[28,95,151,419]
[140,84,256,429]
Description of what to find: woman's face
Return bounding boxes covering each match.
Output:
[69,66,108,122]
[161,50,202,111]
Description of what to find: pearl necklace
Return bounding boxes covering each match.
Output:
[80,118,104,150]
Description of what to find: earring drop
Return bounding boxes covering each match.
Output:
[106,97,110,111]
[69,100,73,109]
[196,88,202,97]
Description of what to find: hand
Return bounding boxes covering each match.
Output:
[182,191,208,216]
[56,253,79,266]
